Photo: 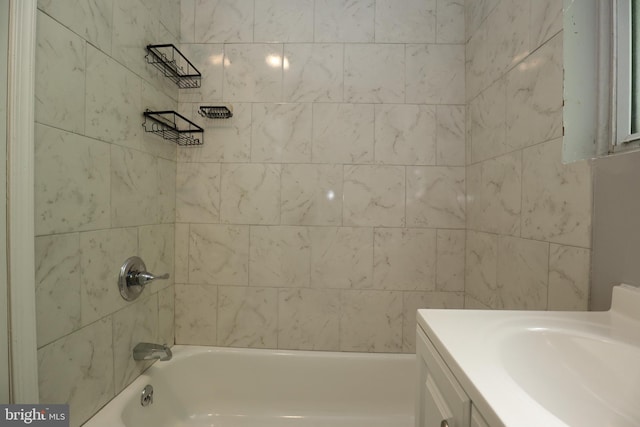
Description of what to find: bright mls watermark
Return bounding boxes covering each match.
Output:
[0,405,68,426]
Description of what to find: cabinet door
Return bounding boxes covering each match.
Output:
[416,327,470,427]
[470,405,490,427]
[419,374,454,427]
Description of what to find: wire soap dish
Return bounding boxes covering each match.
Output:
[198,105,233,119]
[142,110,204,146]
[145,44,201,89]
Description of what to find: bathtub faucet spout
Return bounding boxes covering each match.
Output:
[133,342,172,361]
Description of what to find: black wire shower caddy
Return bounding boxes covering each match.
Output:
[142,110,204,146]
[145,44,201,89]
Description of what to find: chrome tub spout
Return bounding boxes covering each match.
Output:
[133,343,172,361]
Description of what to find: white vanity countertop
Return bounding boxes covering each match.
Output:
[417,285,640,427]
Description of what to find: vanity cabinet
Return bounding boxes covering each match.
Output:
[416,327,491,427]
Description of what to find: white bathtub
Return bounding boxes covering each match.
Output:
[84,345,415,427]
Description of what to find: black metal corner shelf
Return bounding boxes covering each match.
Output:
[145,44,201,89]
[198,105,233,119]
[142,110,203,146]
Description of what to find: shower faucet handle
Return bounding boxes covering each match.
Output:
[134,271,170,287]
[119,256,170,301]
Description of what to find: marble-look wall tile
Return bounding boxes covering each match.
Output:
[465,23,489,101]
[178,44,224,103]
[406,44,465,104]
[175,0,470,354]
[155,0,181,40]
[251,103,313,163]
[223,44,284,102]
[113,294,158,392]
[375,0,436,43]
[506,34,562,150]
[373,228,437,291]
[174,224,189,283]
[343,165,405,227]
[175,284,217,345]
[436,230,465,292]
[437,0,465,44]
[548,244,590,311]
[220,164,281,224]
[35,125,110,236]
[464,0,592,315]
[465,0,499,41]
[466,152,521,236]
[465,230,498,308]
[111,146,161,227]
[344,44,405,103]
[38,0,113,54]
[314,0,374,43]
[496,236,549,310]
[111,0,154,76]
[217,286,278,348]
[374,104,437,165]
[178,103,251,163]
[465,106,473,166]
[139,224,175,292]
[340,290,402,352]
[36,0,179,422]
[485,0,529,79]
[283,44,344,102]
[254,0,314,42]
[468,77,507,163]
[195,0,254,43]
[436,105,465,166]
[80,228,138,326]
[180,0,195,43]
[310,227,373,289]
[530,0,562,50]
[312,103,374,164]
[158,285,175,345]
[38,318,114,427]
[278,288,340,350]
[35,233,81,348]
[522,138,592,248]
[249,226,311,287]
[111,0,180,97]
[176,163,221,223]
[406,166,465,228]
[402,291,463,352]
[85,45,141,145]
[189,224,249,285]
[464,295,491,309]
[35,11,85,133]
[156,157,177,224]
[281,164,343,226]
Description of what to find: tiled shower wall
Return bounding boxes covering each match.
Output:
[175,0,467,353]
[33,1,178,425]
[464,0,592,310]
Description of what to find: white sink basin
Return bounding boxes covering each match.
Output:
[501,325,640,427]
[417,284,640,427]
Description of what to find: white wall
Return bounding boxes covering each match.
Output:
[591,149,640,310]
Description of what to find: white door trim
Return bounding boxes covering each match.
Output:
[6,0,39,403]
